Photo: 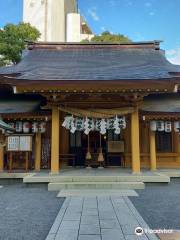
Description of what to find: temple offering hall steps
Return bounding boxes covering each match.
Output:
[47,181,145,191]
[21,169,171,191]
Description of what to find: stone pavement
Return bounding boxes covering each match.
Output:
[46,196,159,240]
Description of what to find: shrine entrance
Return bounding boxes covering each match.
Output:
[69,130,124,168]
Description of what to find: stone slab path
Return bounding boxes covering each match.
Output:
[46,196,159,240]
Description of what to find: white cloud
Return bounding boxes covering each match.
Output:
[166,47,180,65]
[88,7,99,21]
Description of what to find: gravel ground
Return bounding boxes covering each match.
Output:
[130,178,180,230]
[0,182,64,240]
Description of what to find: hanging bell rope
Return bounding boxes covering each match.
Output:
[98,133,104,163]
[86,134,92,161]
[58,106,135,119]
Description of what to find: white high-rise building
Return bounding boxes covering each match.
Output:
[23,0,93,42]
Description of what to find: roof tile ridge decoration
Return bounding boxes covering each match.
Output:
[27,40,162,51]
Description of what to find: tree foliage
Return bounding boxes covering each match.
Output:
[82,31,131,43]
[0,23,40,65]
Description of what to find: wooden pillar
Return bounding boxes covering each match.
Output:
[51,107,60,174]
[174,131,180,162]
[0,145,4,171]
[131,108,140,173]
[35,133,42,171]
[149,131,157,171]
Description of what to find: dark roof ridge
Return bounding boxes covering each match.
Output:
[27,40,162,51]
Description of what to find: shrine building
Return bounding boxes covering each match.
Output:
[0,41,180,174]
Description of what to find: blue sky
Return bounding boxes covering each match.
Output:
[0,0,180,64]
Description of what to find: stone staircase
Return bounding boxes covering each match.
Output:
[48,180,145,191]
[23,171,170,192]
[47,176,146,191]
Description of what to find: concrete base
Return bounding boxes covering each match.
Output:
[48,181,145,191]
[23,173,170,184]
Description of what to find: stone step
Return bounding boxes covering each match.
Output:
[23,174,170,183]
[56,189,139,197]
[48,181,145,191]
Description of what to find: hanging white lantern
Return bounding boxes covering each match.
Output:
[165,121,172,133]
[32,122,39,133]
[84,117,92,135]
[113,115,119,128]
[156,121,164,132]
[100,119,107,135]
[23,122,30,133]
[113,115,121,135]
[75,118,84,131]
[39,122,46,133]
[62,116,73,130]
[107,119,114,130]
[16,121,23,132]
[174,121,180,133]
[150,121,157,131]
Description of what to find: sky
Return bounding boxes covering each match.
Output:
[0,0,180,64]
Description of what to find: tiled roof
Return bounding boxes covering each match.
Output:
[0,42,180,81]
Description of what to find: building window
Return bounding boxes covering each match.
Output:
[156,132,172,152]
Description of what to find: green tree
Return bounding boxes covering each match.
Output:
[82,31,131,43]
[0,23,40,65]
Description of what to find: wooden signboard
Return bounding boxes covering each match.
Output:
[7,136,20,151]
[7,135,32,152]
[107,141,125,153]
[19,136,32,151]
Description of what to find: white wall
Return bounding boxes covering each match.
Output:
[23,0,92,42]
[23,0,46,41]
[66,13,81,42]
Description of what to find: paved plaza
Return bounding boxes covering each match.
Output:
[46,196,158,240]
[0,183,64,240]
[131,178,180,230]
[1,179,180,239]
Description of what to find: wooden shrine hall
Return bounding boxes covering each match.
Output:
[0,41,180,174]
